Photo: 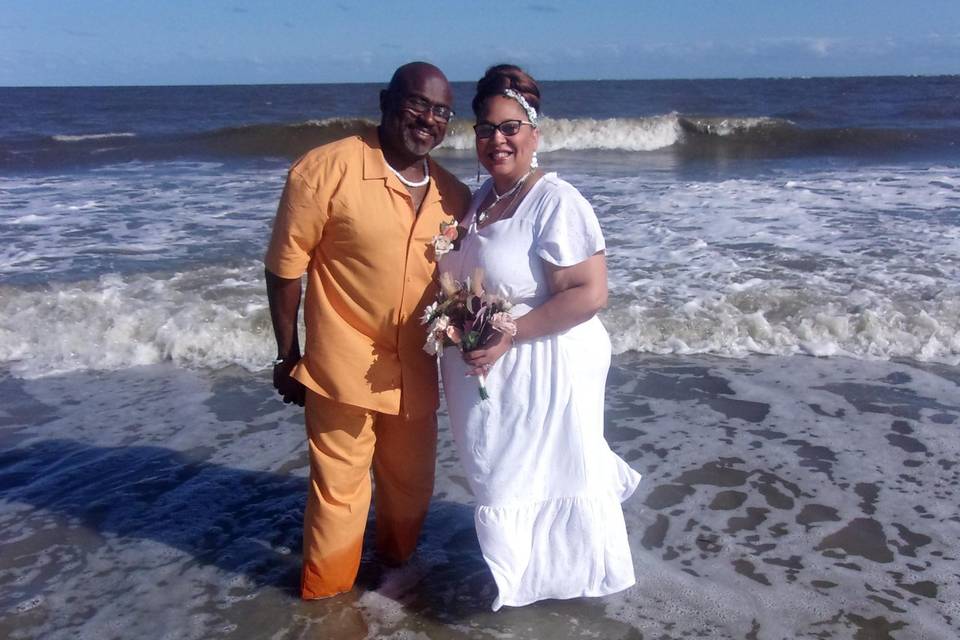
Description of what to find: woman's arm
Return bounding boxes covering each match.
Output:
[463,251,607,372]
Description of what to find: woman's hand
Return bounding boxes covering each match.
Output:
[463,331,513,376]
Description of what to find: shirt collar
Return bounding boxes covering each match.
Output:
[361,127,391,182]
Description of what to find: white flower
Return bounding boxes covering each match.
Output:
[423,331,443,355]
[420,301,439,325]
[432,235,454,258]
[423,315,449,355]
[430,315,450,333]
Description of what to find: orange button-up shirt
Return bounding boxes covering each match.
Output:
[265,128,470,418]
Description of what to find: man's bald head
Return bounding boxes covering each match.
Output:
[386,62,451,100]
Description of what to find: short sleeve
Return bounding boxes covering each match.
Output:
[264,168,328,279]
[534,184,605,267]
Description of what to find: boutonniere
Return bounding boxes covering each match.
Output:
[432,220,466,259]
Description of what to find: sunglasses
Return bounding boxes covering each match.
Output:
[400,95,455,123]
[473,120,536,139]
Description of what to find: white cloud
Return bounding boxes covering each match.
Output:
[806,38,834,57]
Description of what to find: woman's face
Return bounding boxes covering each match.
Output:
[476,95,540,185]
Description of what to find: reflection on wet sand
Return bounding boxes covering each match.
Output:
[1,354,958,638]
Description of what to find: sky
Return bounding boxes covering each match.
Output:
[1,0,958,86]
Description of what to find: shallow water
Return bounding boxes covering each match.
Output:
[2,159,957,380]
[2,354,957,639]
[3,76,959,638]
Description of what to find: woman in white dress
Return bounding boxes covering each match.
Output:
[438,65,641,611]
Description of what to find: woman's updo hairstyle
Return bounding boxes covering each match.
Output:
[471,64,541,118]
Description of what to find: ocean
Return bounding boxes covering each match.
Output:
[1,76,958,639]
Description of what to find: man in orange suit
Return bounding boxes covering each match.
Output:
[264,62,470,599]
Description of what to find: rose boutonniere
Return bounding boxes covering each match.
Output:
[432,221,466,259]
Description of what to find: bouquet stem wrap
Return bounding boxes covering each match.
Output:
[476,372,489,400]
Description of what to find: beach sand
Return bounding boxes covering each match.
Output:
[1,354,958,639]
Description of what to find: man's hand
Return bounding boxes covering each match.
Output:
[273,357,306,406]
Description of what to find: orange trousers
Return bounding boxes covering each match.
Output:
[300,391,438,599]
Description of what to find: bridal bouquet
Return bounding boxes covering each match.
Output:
[421,268,517,400]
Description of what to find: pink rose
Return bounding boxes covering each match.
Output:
[445,325,463,344]
[489,312,517,336]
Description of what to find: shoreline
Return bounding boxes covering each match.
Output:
[1,353,958,638]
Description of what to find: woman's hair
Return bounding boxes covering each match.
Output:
[471,64,541,118]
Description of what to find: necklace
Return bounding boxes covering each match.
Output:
[477,169,534,225]
[387,158,430,188]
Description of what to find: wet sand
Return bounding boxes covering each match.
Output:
[1,354,958,639]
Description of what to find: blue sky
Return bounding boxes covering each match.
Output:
[1,1,958,86]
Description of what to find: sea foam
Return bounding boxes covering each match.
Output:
[441,115,683,152]
[52,132,137,142]
[0,268,278,378]
[1,158,957,377]
[0,262,957,380]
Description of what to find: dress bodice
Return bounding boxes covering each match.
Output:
[438,173,605,316]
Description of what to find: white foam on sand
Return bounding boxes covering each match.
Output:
[0,366,310,640]
[1,353,958,638]
[599,354,960,638]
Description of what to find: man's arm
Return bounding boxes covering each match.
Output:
[265,268,306,406]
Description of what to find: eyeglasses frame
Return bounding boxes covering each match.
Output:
[473,119,537,139]
[398,94,455,123]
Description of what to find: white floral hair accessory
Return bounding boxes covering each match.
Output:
[503,88,538,126]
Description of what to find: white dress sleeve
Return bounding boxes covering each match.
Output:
[534,180,606,267]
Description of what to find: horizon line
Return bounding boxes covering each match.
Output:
[2,72,958,90]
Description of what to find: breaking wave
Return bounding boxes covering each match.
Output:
[51,132,137,142]
[1,267,956,379]
[6,114,957,170]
